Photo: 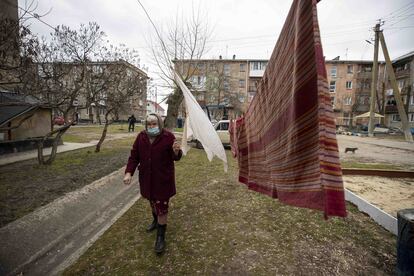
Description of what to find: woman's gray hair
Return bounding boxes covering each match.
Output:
[145,113,164,130]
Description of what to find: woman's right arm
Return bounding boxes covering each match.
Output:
[125,134,140,177]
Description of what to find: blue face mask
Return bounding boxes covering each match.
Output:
[147,127,160,136]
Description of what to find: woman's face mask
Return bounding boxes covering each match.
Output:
[147,121,160,136]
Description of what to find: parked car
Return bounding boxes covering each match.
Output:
[194,120,230,149]
[215,120,230,146]
[53,116,65,125]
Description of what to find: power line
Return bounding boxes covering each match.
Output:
[17,6,57,32]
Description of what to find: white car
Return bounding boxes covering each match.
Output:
[214,120,230,146]
[194,120,230,149]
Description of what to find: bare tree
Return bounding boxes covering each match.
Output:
[94,60,146,153]
[146,6,211,128]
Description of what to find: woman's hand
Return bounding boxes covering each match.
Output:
[172,140,181,155]
[123,172,132,185]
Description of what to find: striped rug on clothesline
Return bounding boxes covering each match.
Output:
[230,0,346,218]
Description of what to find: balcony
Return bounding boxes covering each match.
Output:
[385,105,398,114]
[395,68,410,78]
[354,104,370,113]
[355,72,373,79]
[249,69,265,78]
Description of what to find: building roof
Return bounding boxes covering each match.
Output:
[147,100,165,112]
[0,105,37,127]
[35,59,149,78]
[325,60,385,65]
[0,90,47,127]
[392,51,414,64]
[172,58,268,63]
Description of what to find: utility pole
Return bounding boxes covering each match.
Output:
[368,23,380,137]
[379,31,413,142]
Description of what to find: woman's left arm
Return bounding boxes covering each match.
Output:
[171,139,182,161]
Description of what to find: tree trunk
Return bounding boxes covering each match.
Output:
[37,123,73,165]
[95,111,111,153]
[164,88,183,130]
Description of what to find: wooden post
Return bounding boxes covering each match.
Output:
[379,32,413,142]
[368,24,380,137]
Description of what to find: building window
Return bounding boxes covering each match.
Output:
[346,81,352,90]
[347,65,353,74]
[197,63,205,70]
[239,79,245,88]
[209,63,217,71]
[196,94,204,101]
[398,80,405,90]
[344,96,352,105]
[224,80,230,91]
[330,96,335,106]
[250,61,267,71]
[238,95,245,103]
[409,113,414,122]
[248,92,255,102]
[240,63,245,72]
[362,66,372,72]
[392,114,401,122]
[330,67,337,77]
[329,81,336,92]
[224,64,230,76]
[410,95,414,105]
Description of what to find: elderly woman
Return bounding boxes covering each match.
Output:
[123,113,182,254]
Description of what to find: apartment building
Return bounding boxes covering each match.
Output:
[385,51,414,128]
[325,59,387,127]
[175,53,414,130]
[173,57,267,119]
[35,60,148,123]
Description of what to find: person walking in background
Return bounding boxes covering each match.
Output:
[128,114,137,132]
[123,113,182,254]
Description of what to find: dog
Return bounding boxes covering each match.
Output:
[345,147,358,153]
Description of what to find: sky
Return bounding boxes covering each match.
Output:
[18,0,414,108]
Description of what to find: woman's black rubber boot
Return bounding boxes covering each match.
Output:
[154,224,166,254]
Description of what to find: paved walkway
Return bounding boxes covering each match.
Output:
[0,142,96,166]
[0,167,140,275]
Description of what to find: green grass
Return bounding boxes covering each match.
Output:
[173,128,183,133]
[61,134,92,143]
[341,161,404,170]
[64,150,396,275]
[62,124,143,143]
